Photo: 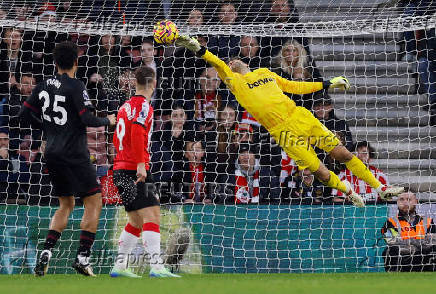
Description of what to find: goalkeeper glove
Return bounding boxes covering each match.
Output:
[175,35,201,53]
[328,76,350,90]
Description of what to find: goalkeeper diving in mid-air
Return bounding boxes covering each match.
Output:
[176,35,404,207]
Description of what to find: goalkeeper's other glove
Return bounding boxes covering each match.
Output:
[175,35,201,53]
[327,76,350,90]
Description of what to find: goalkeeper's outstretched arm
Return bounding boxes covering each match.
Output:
[176,35,351,92]
[176,35,235,87]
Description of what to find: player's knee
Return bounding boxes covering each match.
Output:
[59,197,75,213]
[84,193,103,212]
[330,145,353,163]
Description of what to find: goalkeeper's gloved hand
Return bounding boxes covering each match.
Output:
[328,76,350,90]
[175,35,201,53]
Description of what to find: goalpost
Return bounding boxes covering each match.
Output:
[0,0,435,274]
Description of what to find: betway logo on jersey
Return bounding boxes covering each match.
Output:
[247,77,274,89]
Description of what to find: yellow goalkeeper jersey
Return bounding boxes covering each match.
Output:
[202,50,324,130]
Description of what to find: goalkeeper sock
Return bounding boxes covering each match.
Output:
[142,222,164,271]
[115,223,141,270]
[345,156,383,189]
[43,229,61,251]
[323,171,348,193]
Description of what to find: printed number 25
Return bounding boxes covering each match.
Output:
[39,90,67,125]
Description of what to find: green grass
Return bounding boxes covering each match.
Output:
[2,273,436,294]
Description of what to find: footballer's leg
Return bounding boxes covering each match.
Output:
[304,106,404,202]
[110,209,143,278]
[35,162,76,277]
[34,195,75,276]
[312,161,365,208]
[110,169,146,278]
[329,145,404,200]
[141,173,180,278]
[71,162,103,276]
[270,107,364,207]
[71,192,102,277]
[143,205,179,278]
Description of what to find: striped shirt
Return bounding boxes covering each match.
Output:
[332,165,389,201]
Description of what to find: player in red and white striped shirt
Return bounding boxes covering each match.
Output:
[110,67,179,278]
[332,141,389,203]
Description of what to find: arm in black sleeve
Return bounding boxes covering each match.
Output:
[79,110,110,127]
[19,84,43,129]
[73,81,110,127]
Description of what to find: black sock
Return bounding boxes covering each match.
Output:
[43,230,61,251]
[77,230,96,257]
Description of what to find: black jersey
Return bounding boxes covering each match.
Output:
[20,73,109,164]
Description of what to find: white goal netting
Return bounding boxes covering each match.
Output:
[0,0,435,274]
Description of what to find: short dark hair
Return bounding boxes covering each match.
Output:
[354,141,375,159]
[53,41,78,70]
[135,66,156,87]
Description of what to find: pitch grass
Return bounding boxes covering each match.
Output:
[2,273,436,294]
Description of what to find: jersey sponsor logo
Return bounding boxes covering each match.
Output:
[247,77,274,89]
[46,78,61,88]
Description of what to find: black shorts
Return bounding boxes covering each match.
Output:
[113,169,160,212]
[46,160,100,198]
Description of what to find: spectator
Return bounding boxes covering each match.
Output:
[398,1,436,124]
[152,104,195,188]
[161,33,208,116]
[332,141,388,204]
[1,28,23,89]
[86,34,121,115]
[187,9,204,27]
[0,129,30,203]
[12,4,31,21]
[34,2,57,22]
[207,3,240,58]
[238,111,282,177]
[194,67,223,130]
[312,96,353,151]
[238,36,270,69]
[27,141,56,206]
[279,150,297,194]
[5,73,38,151]
[259,0,318,73]
[130,39,165,117]
[57,1,84,22]
[288,168,331,204]
[107,68,136,115]
[177,141,213,204]
[273,39,323,108]
[219,143,280,204]
[87,125,111,178]
[382,192,436,272]
[205,104,239,177]
[0,7,6,20]
[267,0,299,24]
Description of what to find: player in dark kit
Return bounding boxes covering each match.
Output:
[110,66,179,278]
[19,41,116,277]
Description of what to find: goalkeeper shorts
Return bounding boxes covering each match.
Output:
[268,106,341,172]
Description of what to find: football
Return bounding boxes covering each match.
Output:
[153,20,179,45]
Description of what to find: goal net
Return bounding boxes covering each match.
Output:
[0,0,435,274]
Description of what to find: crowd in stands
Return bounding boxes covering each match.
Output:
[0,0,420,205]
